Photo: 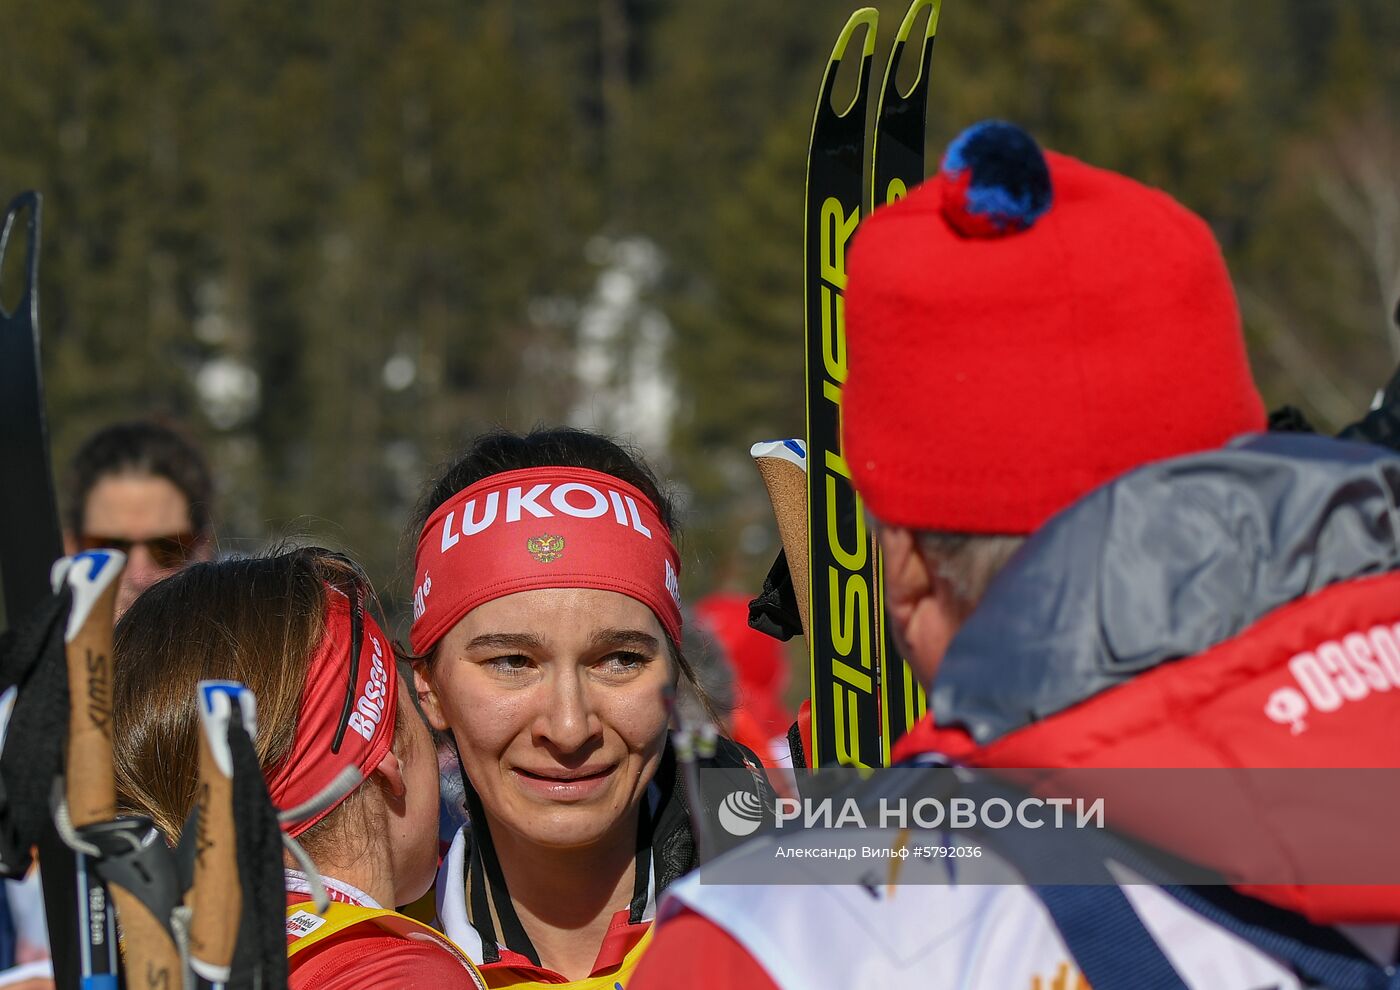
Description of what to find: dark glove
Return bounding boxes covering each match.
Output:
[748,550,803,642]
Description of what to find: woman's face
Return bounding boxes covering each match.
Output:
[418,588,672,851]
[388,679,443,905]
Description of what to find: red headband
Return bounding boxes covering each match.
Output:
[410,466,682,654]
[266,587,397,836]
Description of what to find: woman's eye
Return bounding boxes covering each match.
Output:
[484,654,532,675]
[597,651,650,675]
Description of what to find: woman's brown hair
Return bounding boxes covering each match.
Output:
[112,547,371,843]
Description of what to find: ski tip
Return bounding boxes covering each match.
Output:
[894,0,940,45]
[0,191,41,319]
[57,549,128,642]
[939,121,1053,238]
[880,0,941,110]
[1,189,40,221]
[750,439,808,468]
[831,8,879,64]
[197,680,259,777]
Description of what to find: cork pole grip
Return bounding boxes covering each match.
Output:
[187,718,240,980]
[63,554,125,828]
[60,552,184,989]
[753,450,811,638]
[110,887,182,989]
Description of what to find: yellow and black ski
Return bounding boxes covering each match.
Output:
[804,8,880,769]
[870,0,940,761]
[803,2,943,768]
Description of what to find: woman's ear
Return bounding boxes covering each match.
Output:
[372,749,407,800]
[412,662,450,731]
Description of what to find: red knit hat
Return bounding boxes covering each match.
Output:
[843,121,1266,535]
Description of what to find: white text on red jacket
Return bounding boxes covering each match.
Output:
[1265,624,1400,733]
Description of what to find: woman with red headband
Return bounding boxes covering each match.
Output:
[408,428,766,988]
[111,548,487,988]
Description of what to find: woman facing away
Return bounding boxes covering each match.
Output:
[408,427,767,989]
[111,547,487,989]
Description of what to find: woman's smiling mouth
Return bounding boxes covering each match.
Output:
[510,764,617,801]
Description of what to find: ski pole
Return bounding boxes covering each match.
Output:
[750,440,810,639]
[662,685,721,864]
[58,547,184,988]
[85,817,184,990]
[188,682,256,990]
[57,549,126,989]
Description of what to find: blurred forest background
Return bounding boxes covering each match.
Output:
[2,0,1398,632]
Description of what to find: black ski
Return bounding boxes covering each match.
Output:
[804,9,882,769]
[0,192,95,990]
[870,0,940,761]
[0,192,63,620]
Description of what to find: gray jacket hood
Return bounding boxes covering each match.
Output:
[932,432,1400,744]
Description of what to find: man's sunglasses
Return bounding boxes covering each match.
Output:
[77,531,203,569]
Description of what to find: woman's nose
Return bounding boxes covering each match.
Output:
[532,671,603,753]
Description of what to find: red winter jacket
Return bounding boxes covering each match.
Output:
[889,433,1400,924]
[633,433,1400,990]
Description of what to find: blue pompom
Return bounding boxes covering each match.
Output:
[939,121,1053,237]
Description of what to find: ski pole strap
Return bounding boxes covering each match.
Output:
[0,587,84,990]
[1158,885,1400,990]
[226,712,288,990]
[1030,885,1188,990]
[1029,881,1400,990]
[0,585,70,875]
[962,770,1400,990]
[943,775,1189,989]
[83,816,183,989]
[747,550,803,643]
[1035,784,1400,987]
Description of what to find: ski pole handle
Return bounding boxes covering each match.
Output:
[112,889,182,989]
[750,440,810,637]
[58,552,187,987]
[188,682,256,988]
[82,816,185,990]
[58,549,126,827]
[51,550,126,990]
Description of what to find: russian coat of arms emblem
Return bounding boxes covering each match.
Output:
[526,534,565,563]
